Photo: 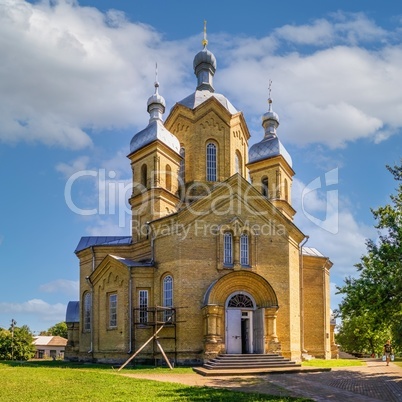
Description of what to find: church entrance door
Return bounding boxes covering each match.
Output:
[226,293,256,354]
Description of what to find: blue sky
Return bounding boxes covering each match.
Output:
[0,0,401,334]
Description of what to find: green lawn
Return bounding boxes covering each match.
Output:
[0,361,311,402]
[302,358,364,368]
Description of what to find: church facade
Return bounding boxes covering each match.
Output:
[65,31,336,365]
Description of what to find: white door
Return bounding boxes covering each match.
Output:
[253,308,265,354]
[226,309,242,353]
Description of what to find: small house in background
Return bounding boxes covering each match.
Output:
[33,336,68,359]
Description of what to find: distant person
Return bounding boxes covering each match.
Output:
[383,340,393,366]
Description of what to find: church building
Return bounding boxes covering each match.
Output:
[65,28,336,366]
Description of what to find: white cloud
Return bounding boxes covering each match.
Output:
[0,299,66,322]
[0,0,191,149]
[285,101,383,148]
[275,19,334,46]
[57,151,132,230]
[293,177,375,283]
[56,156,91,178]
[2,3,402,151]
[274,13,387,47]
[218,26,402,148]
[39,279,79,297]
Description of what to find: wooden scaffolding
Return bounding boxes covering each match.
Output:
[119,306,178,370]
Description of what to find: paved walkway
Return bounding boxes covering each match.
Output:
[122,360,402,401]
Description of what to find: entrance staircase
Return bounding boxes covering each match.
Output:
[193,353,319,376]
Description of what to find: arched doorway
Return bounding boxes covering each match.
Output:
[202,271,279,357]
[226,292,256,354]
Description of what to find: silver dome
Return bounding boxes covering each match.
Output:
[130,82,180,155]
[249,136,292,167]
[177,89,238,114]
[130,120,180,154]
[193,47,217,72]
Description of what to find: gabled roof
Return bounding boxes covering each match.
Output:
[75,236,132,253]
[33,336,67,347]
[149,173,305,242]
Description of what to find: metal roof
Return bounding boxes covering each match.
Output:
[248,135,293,167]
[65,301,79,323]
[129,119,180,155]
[75,236,132,253]
[302,247,325,257]
[33,336,67,347]
[177,90,238,114]
[109,255,154,267]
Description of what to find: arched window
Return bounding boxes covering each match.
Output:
[141,164,147,188]
[228,293,254,308]
[223,232,233,265]
[83,292,91,332]
[235,151,242,175]
[166,164,172,191]
[240,233,249,266]
[206,143,217,181]
[163,275,173,322]
[179,147,185,184]
[262,176,268,197]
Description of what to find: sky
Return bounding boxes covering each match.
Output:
[0,0,401,334]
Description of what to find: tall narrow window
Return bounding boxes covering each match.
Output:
[84,292,91,332]
[206,143,217,181]
[141,164,147,188]
[284,178,289,201]
[163,275,173,322]
[179,147,185,184]
[139,290,148,324]
[109,293,117,328]
[223,232,233,265]
[262,176,268,197]
[235,151,242,175]
[240,233,249,266]
[166,164,172,191]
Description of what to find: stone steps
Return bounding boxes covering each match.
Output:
[202,353,301,370]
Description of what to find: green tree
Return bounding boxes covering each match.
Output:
[47,322,68,339]
[337,160,402,350]
[0,328,12,359]
[335,313,390,355]
[0,324,36,361]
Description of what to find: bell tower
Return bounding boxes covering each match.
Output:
[165,22,250,201]
[128,75,181,242]
[247,83,295,220]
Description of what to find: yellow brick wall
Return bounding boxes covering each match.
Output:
[67,92,332,365]
[302,255,332,358]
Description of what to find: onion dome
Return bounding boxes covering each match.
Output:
[130,80,180,155]
[262,98,280,137]
[177,22,238,114]
[193,21,216,92]
[249,96,292,167]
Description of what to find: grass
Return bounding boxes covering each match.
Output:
[0,360,311,402]
[302,358,364,368]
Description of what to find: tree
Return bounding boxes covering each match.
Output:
[335,313,390,356]
[0,324,36,361]
[337,160,402,351]
[46,322,68,339]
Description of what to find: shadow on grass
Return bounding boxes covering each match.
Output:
[157,386,312,402]
[0,359,191,373]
